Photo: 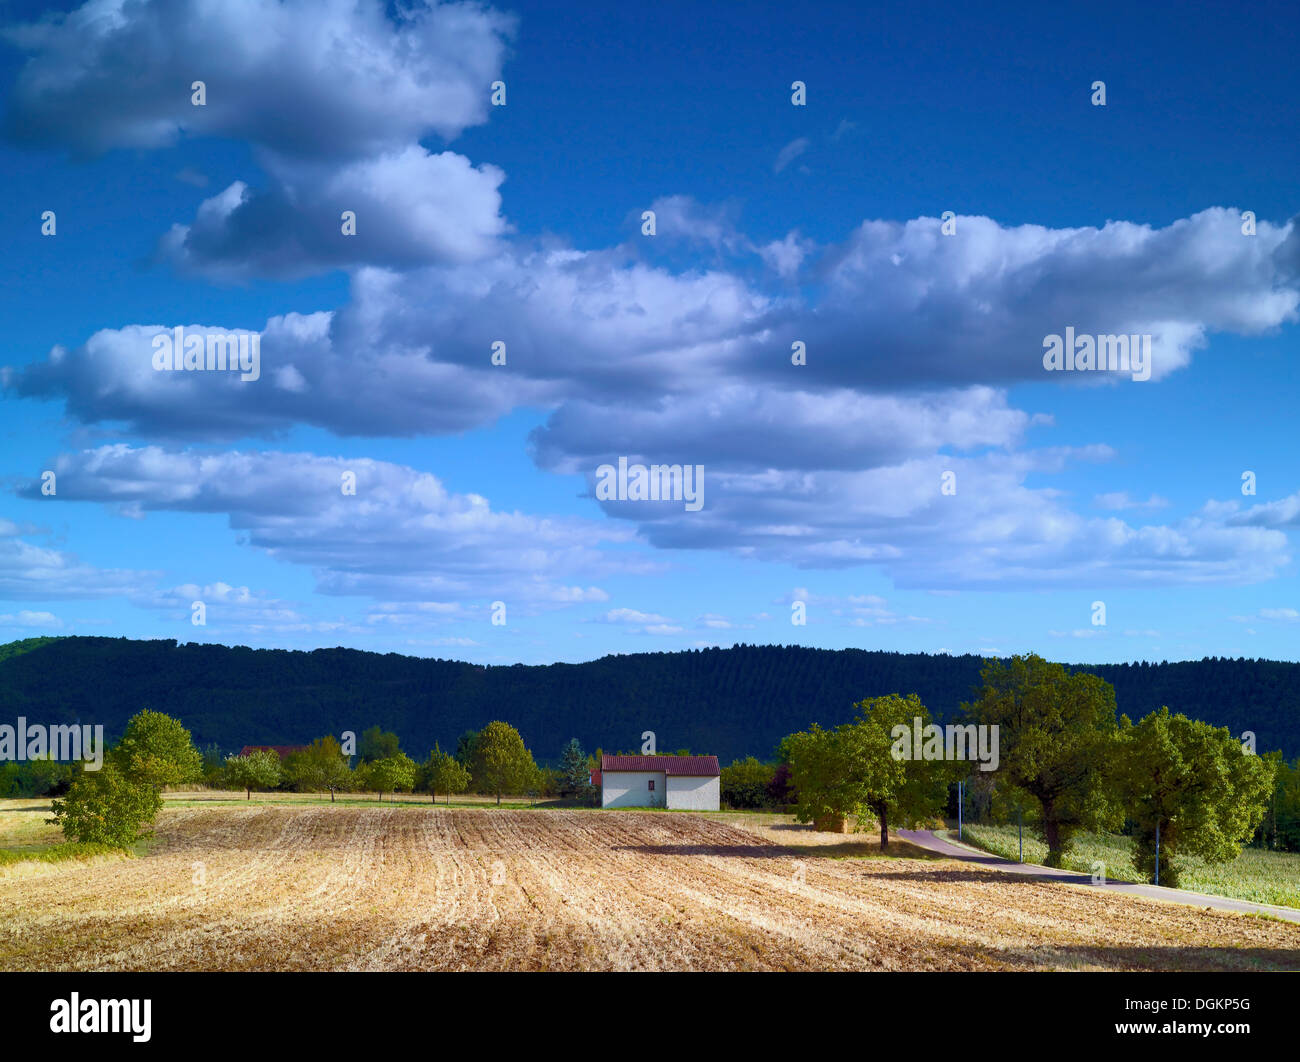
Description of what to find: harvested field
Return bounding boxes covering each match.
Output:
[1,803,1297,971]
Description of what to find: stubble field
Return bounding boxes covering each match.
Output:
[1,801,1297,971]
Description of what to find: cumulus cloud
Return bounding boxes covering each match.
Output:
[0,521,156,600]
[158,148,509,278]
[799,208,1299,390]
[21,445,637,604]
[599,448,1291,588]
[4,0,514,158]
[530,385,1035,474]
[11,209,1296,443]
[8,205,1296,588]
[4,0,516,279]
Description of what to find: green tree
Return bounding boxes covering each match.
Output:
[224,748,283,800]
[423,744,470,804]
[1116,707,1276,886]
[785,723,881,831]
[720,757,776,809]
[362,752,417,802]
[1269,756,1300,851]
[285,736,353,801]
[454,729,481,771]
[20,754,76,797]
[114,709,204,790]
[962,655,1118,866]
[357,726,402,764]
[472,721,538,805]
[858,693,954,846]
[47,760,162,848]
[558,738,592,797]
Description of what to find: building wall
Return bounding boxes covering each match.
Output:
[665,774,720,811]
[601,771,667,808]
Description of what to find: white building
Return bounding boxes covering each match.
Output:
[598,754,721,810]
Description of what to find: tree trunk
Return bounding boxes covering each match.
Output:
[496,790,501,806]
[878,807,889,848]
[330,789,335,803]
[246,788,251,800]
[1042,801,1063,866]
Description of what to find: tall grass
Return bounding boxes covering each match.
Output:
[961,823,1300,908]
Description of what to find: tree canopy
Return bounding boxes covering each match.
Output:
[1116,707,1275,885]
[962,654,1118,866]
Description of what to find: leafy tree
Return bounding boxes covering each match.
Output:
[362,752,416,802]
[285,736,353,801]
[14,755,77,797]
[224,748,283,800]
[114,709,204,790]
[1268,756,1300,852]
[962,655,1118,866]
[785,723,882,831]
[1116,707,1276,885]
[199,742,228,785]
[534,766,562,798]
[471,721,538,805]
[48,760,161,848]
[857,693,954,846]
[766,762,794,807]
[558,738,592,797]
[720,757,776,809]
[423,744,470,804]
[454,729,481,771]
[357,726,402,764]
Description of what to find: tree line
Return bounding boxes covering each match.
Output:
[719,655,1291,885]
[4,636,1298,765]
[46,715,606,849]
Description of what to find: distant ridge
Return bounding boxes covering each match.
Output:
[1,637,1296,762]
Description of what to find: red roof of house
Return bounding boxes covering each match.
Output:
[238,745,309,760]
[601,755,720,776]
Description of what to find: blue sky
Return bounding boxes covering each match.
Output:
[1,0,1298,665]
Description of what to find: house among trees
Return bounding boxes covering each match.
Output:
[599,754,720,810]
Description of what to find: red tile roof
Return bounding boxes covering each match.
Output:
[238,745,309,760]
[601,755,720,776]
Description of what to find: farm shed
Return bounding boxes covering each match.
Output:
[600,755,721,810]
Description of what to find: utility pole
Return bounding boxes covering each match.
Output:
[1155,819,1161,887]
[958,780,964,841]
[1018,805,1023,863]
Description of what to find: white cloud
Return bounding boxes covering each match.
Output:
[773,137,810,173]
[0,610,63,628]
[4,0,515,158]
[27,446,639,604]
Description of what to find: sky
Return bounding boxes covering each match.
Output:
[0,0,1298,666]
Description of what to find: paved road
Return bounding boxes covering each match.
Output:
[895,828,1300,924]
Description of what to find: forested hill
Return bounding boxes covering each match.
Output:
[1,636,1297,762]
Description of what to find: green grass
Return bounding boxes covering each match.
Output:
[959,823,1300,909]
[0,841,124,867]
